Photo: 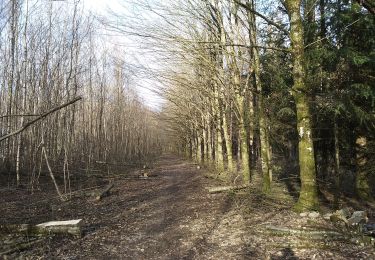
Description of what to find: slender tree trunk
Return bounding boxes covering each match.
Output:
[237,84,251,182]
[333,118,341,207]
[355,135,372,201]
[216,120,225,172]
[247,0,271,192]
[239,115,250,182]
[213,82,225,172]
[7,0,18,173]
[222,109,234,172]
[206,114,213,164]
[319,0,327,40]
[197,129,202,163]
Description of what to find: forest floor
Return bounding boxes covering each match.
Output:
[1,155,375,259]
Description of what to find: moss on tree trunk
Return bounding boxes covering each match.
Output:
[239,117,250,183]
[285,0,319,211]
[355,136,372,201]
[222,113,234,172]
[247,1,271,193]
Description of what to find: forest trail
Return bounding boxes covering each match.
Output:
[2,155,374,259]
[70,155,253,259]
[3,155,247,259]
[83,155,238,259]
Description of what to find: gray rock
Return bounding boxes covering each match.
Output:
[329,208,354,224]
[336,208,352,218]
[364,223,375,236]
[323,213,332,220]
[299,212,308,217]
[348,211,368,226]
[308,211,320,219]
[352,211,367,219]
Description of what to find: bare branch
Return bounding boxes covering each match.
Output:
[0,97,82,143]
[233,0,289,35]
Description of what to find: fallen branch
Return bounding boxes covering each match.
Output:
[265,226,344,239]
[0,96,82,142]
[95,161,140,167]
[0,238,44,256]
[43,146,67,202]
[208,185,249,194]
[95,183,114,201]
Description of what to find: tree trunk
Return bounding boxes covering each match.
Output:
[197,129,202,163]
[355,135,372,201]
[214,84,225,172]
[333,118,341,207]
[247,0,271,192]
[222,109,234,172]
[285,0,319,211]
[237,87,251,183]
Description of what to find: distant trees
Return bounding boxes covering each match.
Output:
[0,0,162,191]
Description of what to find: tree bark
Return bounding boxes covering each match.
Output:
[355,135,372,201]
[285,0,319,211]
[247,0,271,193]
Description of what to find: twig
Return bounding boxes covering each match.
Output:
[0,114,39,119]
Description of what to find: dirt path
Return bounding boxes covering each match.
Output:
[2,155,374,259]
[85,155,234,259]
[20,155,240,259]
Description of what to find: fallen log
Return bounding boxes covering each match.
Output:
[36,219,83,238]
[0,219,83,238]
[208,185,249,194]
[95,183,114,201]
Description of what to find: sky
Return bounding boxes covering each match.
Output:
[82,0,165,110]
[83,0,119,13]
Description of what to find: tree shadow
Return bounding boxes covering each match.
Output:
[271,247,299,260]
[278,162,300,201]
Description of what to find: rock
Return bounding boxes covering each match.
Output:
[364,223,375,236]
[337,208,352,218]
[329,208,353,225]
[348,211,368,226]
[330,213,348,225]
[352,211,367,219]
[308,211,320,219]
[323,213,332,220]
[300,212,308,217]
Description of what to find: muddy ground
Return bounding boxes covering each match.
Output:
[1,156,375,259]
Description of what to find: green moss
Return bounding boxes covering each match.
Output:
[356,171,372,201]
[285,0,320,211]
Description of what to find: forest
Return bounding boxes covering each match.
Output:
[0,0,374,259]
